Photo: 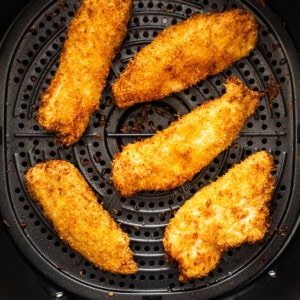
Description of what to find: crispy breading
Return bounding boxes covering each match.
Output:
[24,160,138,274]
[163,151,275,282]
[111,77,260,197]
[37,0,132,146]
[112,8,258,108]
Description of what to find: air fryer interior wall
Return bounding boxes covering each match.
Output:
[0,0,299,300]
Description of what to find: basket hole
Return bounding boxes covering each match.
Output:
[177,196,183,203]
[204,174,210,181]
[159,202,165,209]
[229,153,236,159]
[159,275,164,280]
[149,261,155,267]
[50,148,57,156]
[168,199,174,205]
[159,260,164,266]
[153,231,160,237]
[140,260,145,266]
[185,8,192,15]
[148,2,154,8]
[30,28,37,36]
[190,188,196,195]
[225,69,232,76]
[279,185,286,191]
[149,202,155,208]
[154,245,160,251]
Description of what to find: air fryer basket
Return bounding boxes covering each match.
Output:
[0,0,300,299]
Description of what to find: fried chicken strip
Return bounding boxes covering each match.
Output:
[111,77,259,197]
[37,0,132,146]
[112,8,258,108]
[24,160,138,274]
[163,151,275,281]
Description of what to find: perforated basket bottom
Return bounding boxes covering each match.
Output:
[1,0,299,299]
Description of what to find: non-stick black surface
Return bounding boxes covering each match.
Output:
[0,1,300,300]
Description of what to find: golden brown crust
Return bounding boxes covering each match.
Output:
[111,77,260,197]
[163,151,275,281]
[112,8,259,108]
[24,160,138,274]
[37,0,132,146]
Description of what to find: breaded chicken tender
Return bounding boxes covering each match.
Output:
[112,8,258,108]
[111,77,260,197]
[37,0,132,146]
[24,160,138,274]
[163,151,275,282]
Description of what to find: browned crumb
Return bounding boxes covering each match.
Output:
[111,77,260,197]
[112,8,258,108]
[25,160,138,274]
[163,151,275,281]
[37,0,132,146]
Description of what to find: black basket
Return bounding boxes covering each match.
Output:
[0,0,300,299]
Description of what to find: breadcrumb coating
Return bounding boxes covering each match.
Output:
[163,151,275,281]
[112,8,258,107]
[37,0,132,146]
[111,77,260,197]
[25,160,138,274]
